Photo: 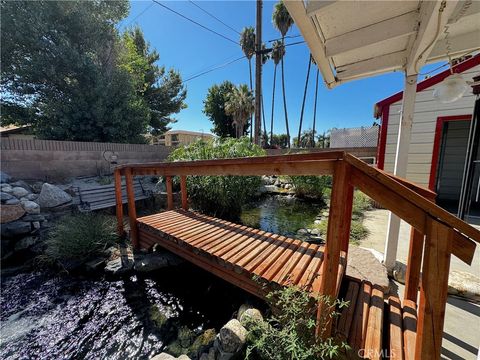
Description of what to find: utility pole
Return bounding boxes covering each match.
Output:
[254,0,262,145]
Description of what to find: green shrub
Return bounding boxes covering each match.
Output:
[245,285,349,360]
[168,137,266,220]
[44,213,119,263]
[352,191,372,218]
[349,221,369,244]
[289,176,331,200]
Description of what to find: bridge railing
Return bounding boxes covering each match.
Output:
[114,151,479,359]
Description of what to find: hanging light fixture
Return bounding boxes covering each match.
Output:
[433,72,469,103]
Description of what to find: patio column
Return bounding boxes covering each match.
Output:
[384,73,418,271]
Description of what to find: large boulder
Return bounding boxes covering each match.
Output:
[1,192,14,203]
[37,183,72,208]
[134,251,184,272]
[11,187,29,198]
[1,221,31,237]
[218,319,247,354]
[237,305,263,329]
[21,200,40,214]
[1,204,26,223]
[10,180,32,192]
[0,171,11,183]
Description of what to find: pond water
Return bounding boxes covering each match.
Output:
[0,265,260,360]
[240,194,325,237]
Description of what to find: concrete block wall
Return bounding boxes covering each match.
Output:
[1,138,172,181]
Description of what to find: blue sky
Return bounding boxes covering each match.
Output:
[120,1,446,136]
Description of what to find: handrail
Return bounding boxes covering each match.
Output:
[115,151,479,359]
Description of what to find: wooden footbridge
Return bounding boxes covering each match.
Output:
[114,151,479,359]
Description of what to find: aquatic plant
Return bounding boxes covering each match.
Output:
[168,137,266,220]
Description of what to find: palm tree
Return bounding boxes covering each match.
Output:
[225,84,255,138]
[261,42,269,146]
[272,1,294,148]
[297,54,312,147]
[240,27,256,141]
[311,67,320,148]
[269,40,285,145]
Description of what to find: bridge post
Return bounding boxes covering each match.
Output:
[404,228,424,302]
[166,176,174,210]
[125,167,139,249]
[317,160,352,338]
[180,175,188,210]
[415,218,452,359]
[114,168,124,238]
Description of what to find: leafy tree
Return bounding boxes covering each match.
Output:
[272,1,294,148]
[204,81,249,138]
[120,28,187,136]
[1,1,186,143]
[225,84,255,138]
[294,129,315,148]
[270,133,289,149]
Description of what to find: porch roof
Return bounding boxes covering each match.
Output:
[285,0,480,88]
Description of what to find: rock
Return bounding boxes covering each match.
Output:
[14,236,37,251]
[448,270,480,302]
[31,182,44,194]
[238,307,263,329]
[284,184,292,190]
[199,347,216,360]
[32,221,41,230]
[5,198,20,205]
[23,193,38,201]
[178,356,191,360]
[309,228,320,236]
[85,257,106,271]
[178,326,195,348]
[1,192,14,203]
[297,228,308,235]
[190,329,216,357]
[10,180,32,192]
[151,353,176,360]
[1,221,31,237]
[134,251,183,272]
[0,184,13,193]
[11,187,29,198]
[21,200,40,214]
[22,214,46,222]
[1,204,26,223]
[104,256,134,275]
[37,183,72,208]
[218,319,247,354]
[314,219,322,225]
[0,171,11,183]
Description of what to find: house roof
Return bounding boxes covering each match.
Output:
[0,124,31,134]
[285,1,480,88]
[165,130,215,137]
[374,53,480,118]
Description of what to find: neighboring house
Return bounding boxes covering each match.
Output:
[0,125,34,140]
[375,54,480,221]
[152,130,214,147]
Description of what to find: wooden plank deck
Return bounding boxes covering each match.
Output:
[136,209,347,298]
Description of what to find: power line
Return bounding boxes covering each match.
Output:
[183,55,246,83]
[188,0,241,35]
[267,34,302,43]
[182,40,306,83]
[151,0,238,45]
[125,2,154,28]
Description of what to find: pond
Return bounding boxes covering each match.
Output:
[0,265,262,360]
[240,194,325,237]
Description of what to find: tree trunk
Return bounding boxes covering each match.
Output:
[270,64,277,145]
[280,38,290,148]
[297,55,312,147]
[248,58,253,142]
[311,68,319,148]
[261,93,267,146]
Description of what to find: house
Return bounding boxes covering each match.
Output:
[152,130,214,146]
[375,54,480,222]
[0,125,34,140]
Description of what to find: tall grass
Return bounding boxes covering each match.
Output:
[44,213,119,263]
